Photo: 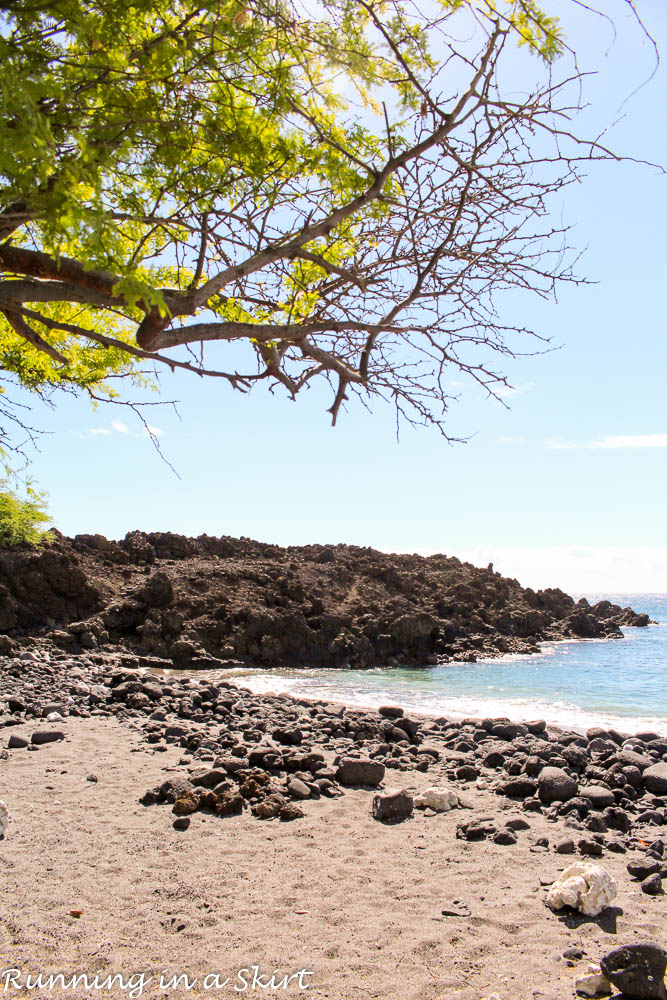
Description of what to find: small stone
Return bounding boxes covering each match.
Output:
[172,792,200,816]
[579,838,603,857]
[372,788,413,823]
[7,735,28,749]
[643,763,667,796]
[336,757,385,787]
[555,838,576,855]
[378,706,404,719]
[641,873,663,896]
[575,963,612,997]
[172,817,190,831]
[86,774,98,783]
[493,829,517,846]
[628,858,661,880]
[31,730,65,746]
[287,778,311,800]
[538,766,578,804]
[280,803,304,821]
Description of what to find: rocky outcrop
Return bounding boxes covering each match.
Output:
[0,530,650,669]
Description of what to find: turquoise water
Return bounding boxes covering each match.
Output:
[228,594,667,736]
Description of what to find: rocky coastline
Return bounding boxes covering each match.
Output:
[0,530,650,670]
[1,535,664,999]
[1,642,666,997]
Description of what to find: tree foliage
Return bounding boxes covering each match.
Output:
[0,480,52,547]
[0,0,643,448]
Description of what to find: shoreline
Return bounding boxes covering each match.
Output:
[163,619,667,737]
[224,674,667,741]
[1,645,666,1000]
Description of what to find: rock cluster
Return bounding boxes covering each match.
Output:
[0,531,649,670]
[1,646,665,857]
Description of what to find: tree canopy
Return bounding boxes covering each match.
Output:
[0,0,642,454]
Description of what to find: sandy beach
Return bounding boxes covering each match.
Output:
[1,708,665,1000]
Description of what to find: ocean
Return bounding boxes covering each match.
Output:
[225,594,667,737]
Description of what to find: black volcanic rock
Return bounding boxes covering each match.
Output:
[0,531,649,670]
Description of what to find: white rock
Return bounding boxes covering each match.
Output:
[575,963,612,997]
[414,787,459,812]
[546,862,617,917]
[0,800,11,838]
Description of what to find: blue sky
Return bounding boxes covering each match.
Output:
[11,1,667,594]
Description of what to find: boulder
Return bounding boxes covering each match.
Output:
[280,802,304,821]
[580,785,616,810]
[617,749,653,772]
[159,776,195,803]
[336,757,385,787]
[644,763,667,796]
[600,943,667,1000]
[372,788,414,823]
[628,858,661,881]
[545,862,617,917]
[641,874,663,897]
[493,829,517,845]
[500,777,538,798]
[287,778,312,800]
[378,705,404,719]
[538,766,578,804]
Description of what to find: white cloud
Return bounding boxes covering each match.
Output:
[444,544,667,594]
[76,427,112,439]
[497,435,526,445]
[549,433,667,451]
[75,419,165,441]
[495,381,535,399]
